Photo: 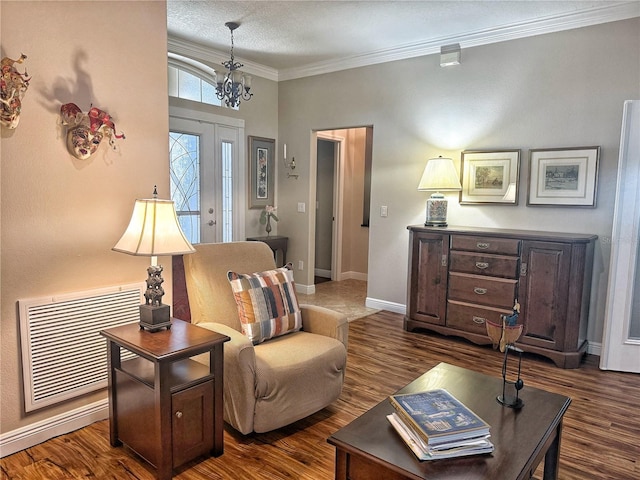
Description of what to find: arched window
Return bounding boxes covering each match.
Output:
[168,54,234,108]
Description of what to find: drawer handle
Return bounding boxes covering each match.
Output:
[473,287,488,295]
[175,411,183,419]
[477,242,490,250]
[475,262,489,269]
[472,316,486,324]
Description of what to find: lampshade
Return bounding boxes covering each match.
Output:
[112,198,195,257]
[417,156,462,192]
[113,194,195,331]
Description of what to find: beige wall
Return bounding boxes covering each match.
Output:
[0,0,171,434]
[1,0,280,444]
[278,19,640,345]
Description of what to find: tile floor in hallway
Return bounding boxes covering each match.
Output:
[298,278,380,322]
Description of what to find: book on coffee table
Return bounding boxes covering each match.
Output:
[388,389,491,447]
[387,412,494,460]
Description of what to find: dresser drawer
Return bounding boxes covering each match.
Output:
[449,251,519,279]
[448,272,517,308]
[451,235,520,255]
[447,301,511,335]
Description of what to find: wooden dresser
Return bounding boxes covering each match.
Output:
[405,225,597,368]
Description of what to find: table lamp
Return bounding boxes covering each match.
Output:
[113,186,195,331]
[417,156,462,226]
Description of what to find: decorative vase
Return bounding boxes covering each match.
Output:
[265,215,272,236]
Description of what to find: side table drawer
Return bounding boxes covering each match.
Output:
[449,251,519,279]
[447,301,511,335]
[448,272,517,309]
[451,235,520,255]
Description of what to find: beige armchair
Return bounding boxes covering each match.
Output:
[183,241,348,434]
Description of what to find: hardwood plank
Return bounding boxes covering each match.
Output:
[2,311,638,479]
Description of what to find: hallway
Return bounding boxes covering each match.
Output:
[298,279,379,322]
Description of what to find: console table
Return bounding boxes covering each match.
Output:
[405,225,597,368]
[100,319,229,480]
[247,235,288,265]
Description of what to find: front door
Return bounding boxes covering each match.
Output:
[169,113,244,244]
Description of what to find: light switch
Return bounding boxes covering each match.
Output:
[381,205,388,217]
[297,202,306,213]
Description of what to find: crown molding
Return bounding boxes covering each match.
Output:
[170,2,639,83]
[278,1,640,81]
[168,36,279,82]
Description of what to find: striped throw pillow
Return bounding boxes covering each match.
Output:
[227,263,302,344]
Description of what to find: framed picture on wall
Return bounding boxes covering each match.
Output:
[248,136,275,209]
[527,146,600,207]
[459,150,520,204]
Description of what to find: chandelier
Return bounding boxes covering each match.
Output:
[215,22,253,108]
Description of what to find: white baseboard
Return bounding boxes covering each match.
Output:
[366,297,406,314]
[587,341,601,357]
[340,271,368,281]
[0,399,108,458]
[314,268,331,278]
[296,283,315,295]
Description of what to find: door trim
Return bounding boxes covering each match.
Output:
[316,132,345,281]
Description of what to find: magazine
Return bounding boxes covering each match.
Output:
[388,388,491,446]
[387,413,494,461]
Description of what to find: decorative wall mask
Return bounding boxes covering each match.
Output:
[60,103,125,160]
[1,53,31,129]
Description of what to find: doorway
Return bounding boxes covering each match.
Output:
[314,127,372,284]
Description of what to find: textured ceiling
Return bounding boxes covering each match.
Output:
[167,1,639,79]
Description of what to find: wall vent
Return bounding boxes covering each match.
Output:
[19,283,144,412]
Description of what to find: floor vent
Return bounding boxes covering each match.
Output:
[19,283,144,412]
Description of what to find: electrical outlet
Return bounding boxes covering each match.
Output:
[298,260,304,270]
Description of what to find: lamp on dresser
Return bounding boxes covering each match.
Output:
[112,186,195,331]
[417,156,462,226]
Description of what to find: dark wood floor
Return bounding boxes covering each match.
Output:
[2,311,639,479]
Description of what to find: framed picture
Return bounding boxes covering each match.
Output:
[527,146,600,207]
[460,150,520,204]
[248,136,275,209]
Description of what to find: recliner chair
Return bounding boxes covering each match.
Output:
[182,241,348,434]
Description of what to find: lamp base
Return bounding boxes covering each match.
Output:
[139,304,172,332]
[425,193,449,227]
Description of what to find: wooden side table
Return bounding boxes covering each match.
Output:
[100,319,229,480]
[246,235,288,265]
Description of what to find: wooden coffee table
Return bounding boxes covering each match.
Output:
[328,363,571,480]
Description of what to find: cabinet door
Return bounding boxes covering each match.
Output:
[519,241,571,350]
[172,381,214,468]
[408,232,448,325]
